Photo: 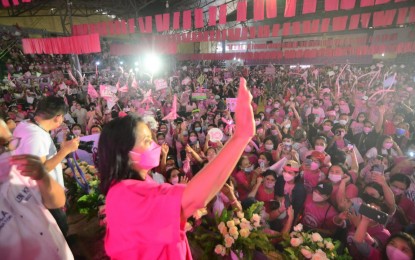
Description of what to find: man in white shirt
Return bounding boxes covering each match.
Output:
[0,118,74,260]
[13,96,80,236]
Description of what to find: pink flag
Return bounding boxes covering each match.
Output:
[131,78,138,89]
[88,82,99,98]
[118,83,129,93]
[162,94,178,120]
[7,72,11,80]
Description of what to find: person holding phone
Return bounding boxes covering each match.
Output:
[0,118,73,259]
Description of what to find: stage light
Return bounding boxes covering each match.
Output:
[95,61,100,66]
[144,53,162,73]
[134,61,139,66]
[233,57,236,60]
[120,61,124,65]
[381,53,385,57]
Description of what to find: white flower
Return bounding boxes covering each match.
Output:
[233,218,241,225]
[193,208,208,220]
[226,220,235,228]
[184,222,193,232]
[229,226,239,239]
[218,222,228,236]
[240,228,250,238]
[239,221,252,231]
[214,244,226,256]
[237,211,244,219]
[325,241,335,250]
[311,249,329,260]
[224,235,235,248]
[293,223,303,232]
[290,237,303,247]
[251,213,261,223]
[301,247,313,259]
[311,233,323,242]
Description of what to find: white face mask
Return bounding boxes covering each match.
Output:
[73,130,82,136]
[312,191,327,202]
[328,174,342,183]
[244,165,254,173]
[283,172,295,182]
[265,144,274,151]
[339,119,348,126]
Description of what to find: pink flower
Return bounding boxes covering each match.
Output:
[251,213,261,223]
[224,235,235,248]
[218,222,228,236]
[290,237,303,247]
[301,247,313,259]
[311,249,329,260]
[214,244,226,256]
[239,228,250,238]
[229,226,239,239]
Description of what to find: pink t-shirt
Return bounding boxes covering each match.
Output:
[301,195,338,231]
[105,179,192,260]
[330,183,359,206]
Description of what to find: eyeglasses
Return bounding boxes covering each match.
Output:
[0,137,21,155]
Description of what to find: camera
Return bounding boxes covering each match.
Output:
[56,133,94,154]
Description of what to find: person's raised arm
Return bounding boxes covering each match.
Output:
[181,78,254,220]
[375,105,385,134]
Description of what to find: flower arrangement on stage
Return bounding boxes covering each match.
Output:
[64,160,105,220]
[280,224,352,260]
[187,201,281,260]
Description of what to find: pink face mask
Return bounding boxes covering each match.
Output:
[129,141,162,170]
[189,136,198,143]
[363,127,372,134]
[323,125,332,131]
[314,145,325,152]
[310,162,320,171]
[383,142,393,150]
[264,181,275,189]
[386,245,411,260]
[171,176,179,185]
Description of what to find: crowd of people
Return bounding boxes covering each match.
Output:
[2,54,415,259]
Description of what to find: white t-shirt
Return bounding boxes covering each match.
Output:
[13,121,64,187]
[0,153,73,260]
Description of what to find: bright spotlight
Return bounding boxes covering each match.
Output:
[95,61,100,65]
[144,53,162,73]
[381,53,385,57]
[134,61,139,66]
[120,61,124,65]
[134,67,139,72]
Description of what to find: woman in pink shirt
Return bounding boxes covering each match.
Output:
[98,78,254,260]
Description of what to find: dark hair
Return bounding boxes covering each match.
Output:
[98,115,144,195]
[328,163,353,184]
[381,233,415,260]
[259,152,275,166]
[35,96,67,119]
[390,174,411,189]
[364,182,384,197]
[262,169,276,179]
[71,123,82,131]
[376,135,394,155]
[166,167,182,181]
[90,124,102,132]
[237,155,249,170]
